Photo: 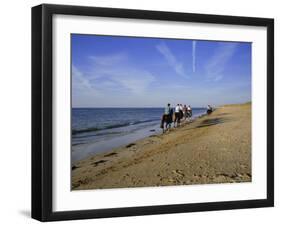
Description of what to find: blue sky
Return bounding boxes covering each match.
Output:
[72,34,251,108]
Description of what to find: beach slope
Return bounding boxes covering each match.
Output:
[72,103,251,190]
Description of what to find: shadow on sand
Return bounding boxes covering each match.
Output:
[196,117,230,128]
[215,113,230,117]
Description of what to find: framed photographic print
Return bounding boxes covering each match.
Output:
[32,4,274,221]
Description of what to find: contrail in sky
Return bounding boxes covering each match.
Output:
[192,40,197,73]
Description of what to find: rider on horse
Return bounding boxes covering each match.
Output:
[161,103,173,130]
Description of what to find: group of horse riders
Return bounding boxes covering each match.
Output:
[160,103,213,132]
[160,103,192,130]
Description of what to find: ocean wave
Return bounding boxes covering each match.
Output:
[72,119,158,135]
[74,131,124,138]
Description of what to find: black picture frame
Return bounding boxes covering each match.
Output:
[32,4,274,222]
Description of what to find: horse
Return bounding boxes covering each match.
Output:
[186,110,192,121]
[160,114,173,133]
[207,109,213,115]
[174,112,181,128]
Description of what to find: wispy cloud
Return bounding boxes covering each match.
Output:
[192,41,197,73]
[73,53,155,98]
[72,65,94,93]
[205,43,237,81]
[89,53,155,95]
[156,42,187,78]
[72,65,103,107]
[89,52,128,66]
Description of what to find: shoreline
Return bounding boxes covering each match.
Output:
[72,103,251,190]
[71,121,161,163]
[72,109,206,163]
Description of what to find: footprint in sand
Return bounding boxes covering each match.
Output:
[167,177,178,183]
[172,169,185,177]
[240,164,247,169]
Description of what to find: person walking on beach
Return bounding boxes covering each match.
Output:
[174,104,181,127]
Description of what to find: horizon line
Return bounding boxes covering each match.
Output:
[72,106,206,109]
[72,101,251,109]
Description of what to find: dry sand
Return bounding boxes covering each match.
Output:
[72,103,251,190]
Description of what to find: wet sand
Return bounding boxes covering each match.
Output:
[72,103,251,190]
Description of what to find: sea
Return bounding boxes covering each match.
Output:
[72,107,206,162]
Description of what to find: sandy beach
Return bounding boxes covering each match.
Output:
[72,103,251,190]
